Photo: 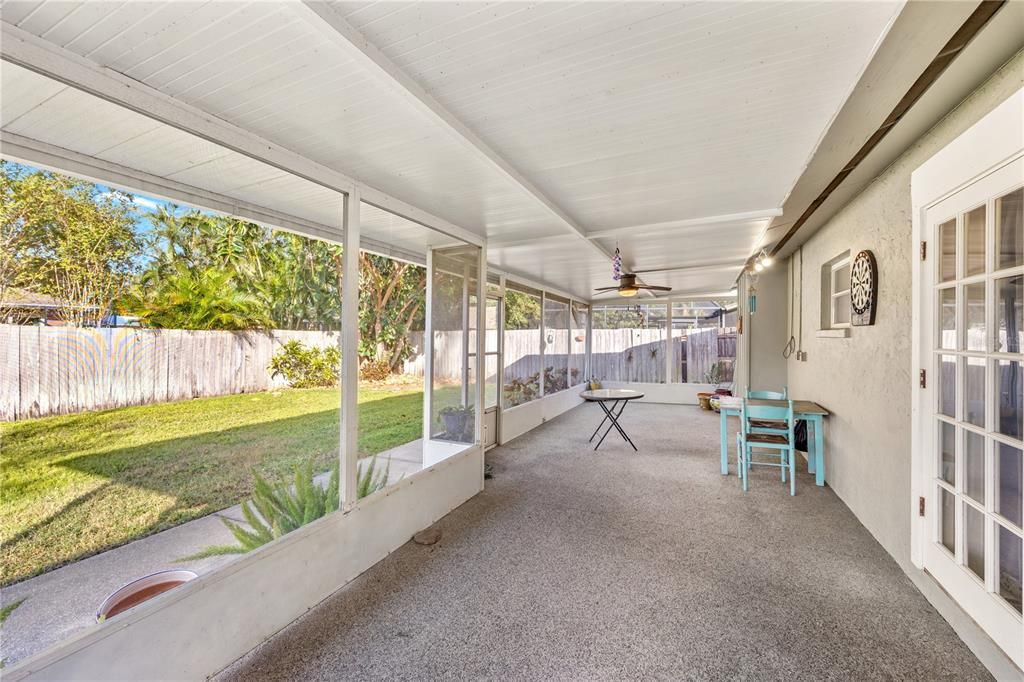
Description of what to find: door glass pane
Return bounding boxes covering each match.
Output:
[964,431,986,504]
[996,442,1022,527]
[939,421,956,485]
[485,299,499,353]
[995,187,1023,271]
[939,287,957,350]
[998,526,1022,614]
[484,355,498,409]
[939,355,956,418]
[995,360,1022,440]
[964,205,986,277]
[939,219,957,282]
[996,274,1022,354]
[965,282,986,351]
[940,487,956,554]
[964,503,985,580]
[964,357,985,428]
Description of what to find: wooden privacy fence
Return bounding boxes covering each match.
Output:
[1,325,338,421]
[4,324,738,421]
[404,327,736,385]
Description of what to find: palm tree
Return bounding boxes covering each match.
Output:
[133,264,272,330]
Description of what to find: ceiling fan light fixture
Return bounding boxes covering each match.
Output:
[618,286,639,297]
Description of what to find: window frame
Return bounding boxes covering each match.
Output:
[829,255,852,329]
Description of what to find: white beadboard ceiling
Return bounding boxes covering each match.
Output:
[0,0,903,299]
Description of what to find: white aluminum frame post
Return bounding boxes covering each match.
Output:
[340,189,361,509]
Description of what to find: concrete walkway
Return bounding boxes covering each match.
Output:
[216,404,991,681]
[0,441,425,665]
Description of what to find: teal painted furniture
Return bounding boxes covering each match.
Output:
[737,399,797,495]
[746,387,787,400]
[718,396,829,486]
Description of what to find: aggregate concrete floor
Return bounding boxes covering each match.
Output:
[216,404,992,681]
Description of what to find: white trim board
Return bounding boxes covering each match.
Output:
[909,86,1023,569]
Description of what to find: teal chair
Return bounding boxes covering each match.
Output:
[747,387,787,400]
[736,399,797,496]
[746,387,789,432]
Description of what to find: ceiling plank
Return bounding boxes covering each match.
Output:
[293,1,616,266]
[585,208,783,239]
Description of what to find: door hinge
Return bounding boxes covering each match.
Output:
[919,369,926,388]
[920,241,927,261]
[919,496,926,517]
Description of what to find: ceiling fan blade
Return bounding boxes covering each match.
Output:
[636,285,673,291]
[593,286,620,292]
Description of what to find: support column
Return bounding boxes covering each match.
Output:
[340,189,360,509]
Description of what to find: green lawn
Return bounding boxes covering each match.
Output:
[0,384,426,586]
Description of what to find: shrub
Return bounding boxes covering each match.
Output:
[269,340,340,388]
[185,456,391,558]
[503,373,540,407]
[359,358,393,382]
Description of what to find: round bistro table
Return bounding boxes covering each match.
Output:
[580,388,645,451]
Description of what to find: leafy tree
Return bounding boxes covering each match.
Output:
[0,162,139,326]
[359,252,426,372]
[504,289,541,330]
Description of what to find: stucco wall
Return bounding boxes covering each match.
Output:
[737,266,789,396]
[786,50,1024,567]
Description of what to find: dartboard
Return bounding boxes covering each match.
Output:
[851,250,877,326]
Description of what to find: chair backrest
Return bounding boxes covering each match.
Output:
[747,387,788,400]
[740,400,795,437]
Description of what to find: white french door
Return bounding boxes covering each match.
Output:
[922,156,1023,664]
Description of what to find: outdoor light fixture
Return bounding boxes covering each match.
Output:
[618,286,639,297]
[753,249,773,271]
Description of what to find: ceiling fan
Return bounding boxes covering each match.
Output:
[594,272,672,298]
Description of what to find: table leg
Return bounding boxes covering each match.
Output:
[806,419,816,475]
[720,409,729,475]
[588,408,611,442]
[594,400,636,451]
[813,415,825,486]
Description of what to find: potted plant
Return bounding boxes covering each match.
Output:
[439,405,474,443]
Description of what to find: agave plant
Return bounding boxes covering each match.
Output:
[184,456,391,558]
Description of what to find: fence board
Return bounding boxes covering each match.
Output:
[0,325,341,421]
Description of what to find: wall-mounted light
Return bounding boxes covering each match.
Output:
[754,249,773,271]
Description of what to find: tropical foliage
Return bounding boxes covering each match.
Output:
[1,162,429,377]
[192,455,390,556]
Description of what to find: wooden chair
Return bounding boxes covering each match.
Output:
[745,387,788,431]
[746,387,787,400]
[736,399,797,496]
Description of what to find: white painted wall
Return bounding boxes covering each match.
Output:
[737,266,789,396]
[499,386,584,444]
[785,49,1024,568]
[5,448,483,681]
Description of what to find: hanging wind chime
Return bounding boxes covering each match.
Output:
[612,246,622,281]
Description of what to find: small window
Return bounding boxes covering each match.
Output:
[830,257,852,328]
[820,250,851,331]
